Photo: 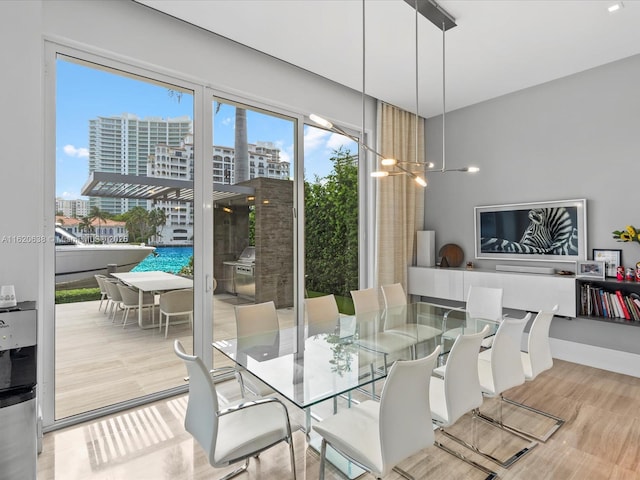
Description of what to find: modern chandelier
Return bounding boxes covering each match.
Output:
[310,0,478,187]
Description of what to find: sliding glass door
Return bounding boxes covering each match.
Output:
[210,97,297,356]
[53,54,195,420]
[46,44,366,429]
[303,124,360,314]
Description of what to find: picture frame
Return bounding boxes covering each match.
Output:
[474,199,587,262]
[592,249,622,278]
[576,260,605,279]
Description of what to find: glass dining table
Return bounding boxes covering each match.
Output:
[212,301,498,412]
[212,301,498,479]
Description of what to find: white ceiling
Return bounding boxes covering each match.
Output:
[136,0,640,118]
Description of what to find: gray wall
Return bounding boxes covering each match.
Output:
[424,53,640,352]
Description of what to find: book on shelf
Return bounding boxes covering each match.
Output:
[615,291,630,320]
[578,282,640,321]
[625,295,640,321]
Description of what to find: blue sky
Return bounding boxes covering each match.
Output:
[56,59,357,199]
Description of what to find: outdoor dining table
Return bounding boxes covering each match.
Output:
[111,271,193,329]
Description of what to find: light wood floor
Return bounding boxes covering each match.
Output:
[38,357,640,480]
[54,294,294,419]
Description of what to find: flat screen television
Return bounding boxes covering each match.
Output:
[474,199,587,262]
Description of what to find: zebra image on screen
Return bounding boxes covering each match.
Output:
[480,207,579,256]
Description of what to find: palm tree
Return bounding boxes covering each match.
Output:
[148,207,167,244]
[78,216,94,242]
[234,107,249,183]
[89,206,108,243]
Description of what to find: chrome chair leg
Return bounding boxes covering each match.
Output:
[439,412,538,469]
[288,433,297,480]
[392,465,416,479]
[498,395,565,442]
[219,458,250,480]
[319,438,327,480]
[434,439,498,480]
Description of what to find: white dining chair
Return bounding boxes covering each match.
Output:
[429,325,499,479]
[381,283,442,347]
[118,283,156,328]
[501,305,565,442]
[442,285,504,349]
[174,340,297,480]
[103,280,124,322]
[94,274,110,312]
[313,345,441,480]
[380,283,407,309]
[305,294,340,337]
[351,288,418,386]
[234,301,280,397]
[350,287,381,315]
[474,314,539,467]
[159,288,193,338]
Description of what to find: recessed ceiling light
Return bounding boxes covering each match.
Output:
[608,2,624,13]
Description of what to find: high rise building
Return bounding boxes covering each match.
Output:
[88,113,192,215]
[213,141,289,184]
[148,135,195,245]
[55,198,89,219]
[148,136,289,245]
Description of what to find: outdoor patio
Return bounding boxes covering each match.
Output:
[54,293,295,419]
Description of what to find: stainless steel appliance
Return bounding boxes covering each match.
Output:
[0,301,37,480]
[223,247,256,300]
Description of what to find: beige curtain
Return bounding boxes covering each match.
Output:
[376,101,425,289]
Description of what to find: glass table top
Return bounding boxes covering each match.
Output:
[213,301,498,410]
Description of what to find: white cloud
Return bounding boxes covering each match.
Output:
[63,144,89,158]
[327,132,357,152]
[221,116,232,127]
[304,127,331,152]
[60,191,79,199]
[273,140,293,165]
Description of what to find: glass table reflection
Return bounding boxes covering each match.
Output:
[212,301,498,411]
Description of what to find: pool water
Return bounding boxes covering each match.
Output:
[132,246,193,274]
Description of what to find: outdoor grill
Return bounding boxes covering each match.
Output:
[222,246,255,300]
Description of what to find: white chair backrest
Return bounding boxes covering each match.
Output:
[235,301,279,337]
[488,314,531,394]
[117,284,139,307]
[466,286,503,322]
[174,340,219,465]
[351,288,382,336]
[305,295,339,336]
[104,280,123,302]
[160,288,193,314]
[350,288,380,315]
[527,305,558,379]
[381,283,407,309]
[94,274,107,293]
[379,345,440,469]
[443,325,489,424]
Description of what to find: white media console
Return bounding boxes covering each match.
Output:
[408,266,576,317]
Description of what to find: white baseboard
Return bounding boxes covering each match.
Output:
[548,337,640,378]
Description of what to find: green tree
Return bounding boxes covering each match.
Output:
[148,207,167,244]
[89,206,109,243]
[122,206,167,244]
[305,147,358,298]
[78,216,94,235]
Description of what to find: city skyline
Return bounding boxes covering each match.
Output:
[56,58,357,200]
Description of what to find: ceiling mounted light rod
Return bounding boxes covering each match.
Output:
[404,0,456,30]
[425,4,479,175]
[411,0,427,187]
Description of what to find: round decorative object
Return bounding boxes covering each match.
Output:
[438,244,464,268]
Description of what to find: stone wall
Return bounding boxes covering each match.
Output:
[246,177,293,308]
